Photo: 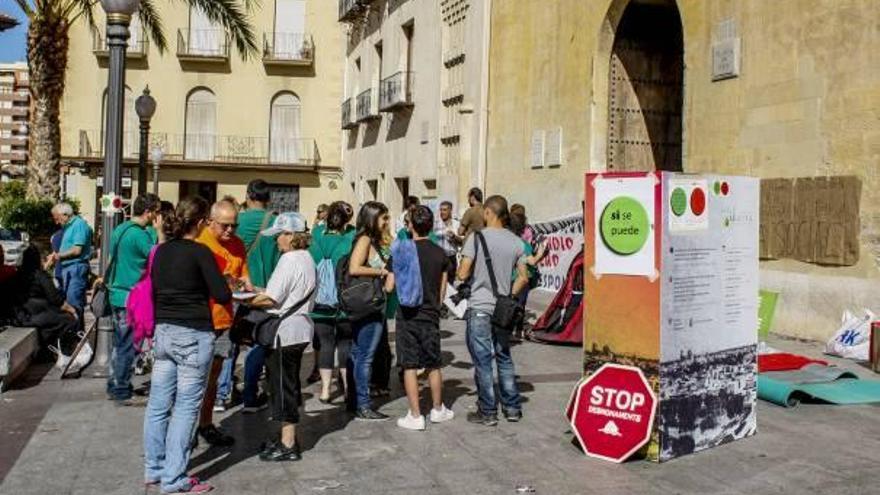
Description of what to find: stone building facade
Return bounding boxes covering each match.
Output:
[60,0,346,225]
[485,0,880,339]
[339,0,488,215]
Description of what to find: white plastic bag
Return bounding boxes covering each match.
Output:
[52,341,93,375]
[824,309,874,361]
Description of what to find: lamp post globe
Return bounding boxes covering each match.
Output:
[135,86,156,195]
[135,86,156,122]
[150,144,164,195]
[99,0,140,17]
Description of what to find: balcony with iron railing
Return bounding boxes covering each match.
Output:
[0,149,27,161]
[0,106,28,117]
[0,88,28,102]
[92,31,148,58]
[341,98,357,129]
[78,130,320,169]
[0,135,27,146]
[356,88,379,122]
[339,0,375,22]
[263,32,314,66]
[0,122,27,132]
[177,29,230,62]
[379,71,414,112]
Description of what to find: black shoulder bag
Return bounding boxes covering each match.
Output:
[231,288,315,347]
[336,240,387,321]
[475,231,524,331]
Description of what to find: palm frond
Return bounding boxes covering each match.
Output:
[13,0,34,19]
[187,0,258,60]
[137,0,167,53]
[65,0,97,30]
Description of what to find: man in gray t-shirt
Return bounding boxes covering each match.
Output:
[457,195,529,426]
[461,228,525,313]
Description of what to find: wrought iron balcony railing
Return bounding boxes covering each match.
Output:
[379,71,414,112]
[263,32,314,66]
[92,31,148,58]
[339,0,366,22]
[177,29,230,61]
[78,130,320,168]
[341,98,357,129]
[356,88,379,122]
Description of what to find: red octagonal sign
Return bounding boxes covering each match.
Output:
[570,363,657,463]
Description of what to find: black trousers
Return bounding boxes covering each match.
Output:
[24,307,79,355]
[265,342,308,424]
[370,320,392,389]
[314,319,353,370]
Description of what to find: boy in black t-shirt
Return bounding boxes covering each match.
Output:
[385,206,455,430]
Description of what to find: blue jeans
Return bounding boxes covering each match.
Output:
[242,344,266,406]
[215,345,238,403]
[466,310,522,416]
[106,307,136,401]
[143,324,215,493]
[60,262,89,311]
[350,318,384,409]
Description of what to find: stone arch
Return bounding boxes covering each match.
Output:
[589,0,685,173]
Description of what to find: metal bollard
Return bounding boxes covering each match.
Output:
[90,316,114,378]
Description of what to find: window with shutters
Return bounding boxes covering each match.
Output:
[185,88,217,160]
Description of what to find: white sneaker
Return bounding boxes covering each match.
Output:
[396,412,426,431]
[430,405,455,423]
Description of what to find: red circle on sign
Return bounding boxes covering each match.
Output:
[570,363,657,463]
[721,182,730,196]
[690,188,706,216]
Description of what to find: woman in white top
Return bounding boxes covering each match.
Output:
[244,212,316,462]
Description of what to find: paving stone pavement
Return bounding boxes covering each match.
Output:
[1,319,879,495]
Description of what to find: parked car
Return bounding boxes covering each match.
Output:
[0,228,28,266]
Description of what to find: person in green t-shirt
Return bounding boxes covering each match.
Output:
[308,201,355,403]
[106,194,160,405]
[237,181,281,289]
[232,180,283,410]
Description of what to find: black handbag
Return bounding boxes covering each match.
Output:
[475,231,525,331]
[336,241,387,321]
[230,288,314,347]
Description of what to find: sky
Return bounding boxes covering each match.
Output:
[0,0,28,63]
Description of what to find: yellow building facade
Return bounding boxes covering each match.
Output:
[60,0,348,226]
[486,0,880,340]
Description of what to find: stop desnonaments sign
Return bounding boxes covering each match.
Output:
[569,363,657,463]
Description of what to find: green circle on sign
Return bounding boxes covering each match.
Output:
[670,188,687,217]
[600,196,650,255]
[713,181,722,195]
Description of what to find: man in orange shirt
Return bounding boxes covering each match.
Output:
[195,199,251,447]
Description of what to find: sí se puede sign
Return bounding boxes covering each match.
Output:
[569,363,657,463]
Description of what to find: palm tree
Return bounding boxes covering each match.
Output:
[12,0,257,199]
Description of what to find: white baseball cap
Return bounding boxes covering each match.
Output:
[261,212,309,236]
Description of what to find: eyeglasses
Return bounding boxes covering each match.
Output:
[213,221,238,231]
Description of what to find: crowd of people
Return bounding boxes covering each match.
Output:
[0,180,548,495]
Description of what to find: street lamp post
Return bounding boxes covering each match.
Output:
[150,144,163,195]
[94,0,139,376]
[135,86,156,197]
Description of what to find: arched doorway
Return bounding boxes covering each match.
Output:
[605,0,683,172]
